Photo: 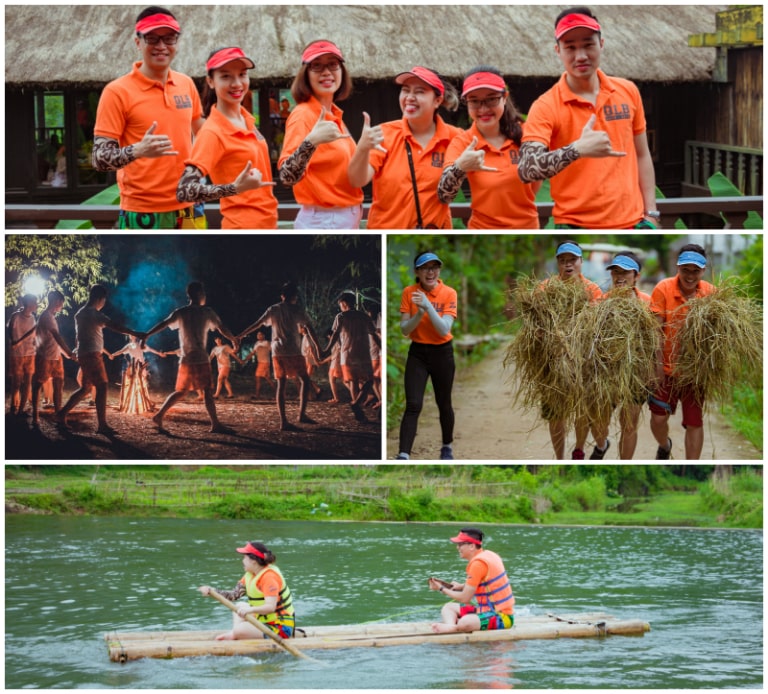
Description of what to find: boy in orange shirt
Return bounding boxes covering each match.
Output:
[649,244,715,460]
[92,7,205,229]
[518,7,659,229]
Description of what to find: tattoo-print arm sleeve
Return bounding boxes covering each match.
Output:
[517,141,581,183]
[278,140,316,186]
[437,164,467,204]
[176,165,237,204]
[215,582,246,602]
[91,136,137,172]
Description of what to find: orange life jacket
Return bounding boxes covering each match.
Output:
[470,549,515,615]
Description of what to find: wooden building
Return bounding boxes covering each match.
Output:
[6,4,760,206]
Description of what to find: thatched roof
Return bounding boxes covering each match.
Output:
[6,5,726,88]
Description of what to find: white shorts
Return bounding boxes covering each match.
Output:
[294,205,362,230]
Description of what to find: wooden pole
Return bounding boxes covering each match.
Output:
[206,589,317,662]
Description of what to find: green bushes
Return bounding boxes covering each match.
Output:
[700,468,763,528]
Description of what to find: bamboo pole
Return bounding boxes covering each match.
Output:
[206,588,318,662]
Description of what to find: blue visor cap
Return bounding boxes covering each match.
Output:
[415,252,443,268]
[555,242,582,258]
[606,255,640,272]
[677,251,707,268]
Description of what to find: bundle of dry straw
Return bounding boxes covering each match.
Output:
[576,288,660,417]
[504,277,592,425]
[671,284,763,404]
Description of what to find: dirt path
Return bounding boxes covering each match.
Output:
[387,343,762,461]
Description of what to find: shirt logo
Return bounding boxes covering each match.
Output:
[509,150,520,165]
[174,95,193,110]
[431,152,445,168]
[603,103,631,121]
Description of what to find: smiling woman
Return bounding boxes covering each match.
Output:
[278,39,363,230]
[175,46,278,229]
[396,250,458,461]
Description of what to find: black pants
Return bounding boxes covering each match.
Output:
[399,341,455,454]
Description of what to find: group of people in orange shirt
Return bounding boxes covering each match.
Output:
[92,5,661,230]
[394,241,716,461]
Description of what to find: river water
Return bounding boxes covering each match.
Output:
[4,516,763,689]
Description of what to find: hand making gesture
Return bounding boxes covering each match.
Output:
[455,137,499,173]
[574,115,626,159]
[307,107,352,147]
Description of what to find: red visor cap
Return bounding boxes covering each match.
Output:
[555,13,602,40]
[136,13,181,35]
[461,71,506,98]
[236,542,265,559]
[302,40,344,64]
[450,532,482,545]
[395,67,444,96]
[207,47,255,72]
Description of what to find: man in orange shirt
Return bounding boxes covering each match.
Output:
[649,244,715,460]
[429,528,514,634]
[518,7,659,229]
[92,6,205,229]
[540,241,605,459]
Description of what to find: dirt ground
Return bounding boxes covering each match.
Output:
[6,379,381,461]
[387,344,762,461]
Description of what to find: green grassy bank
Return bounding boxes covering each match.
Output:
[5,465,762,529]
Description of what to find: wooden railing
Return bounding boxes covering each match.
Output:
[684,141,763,197]
[5,196,763,230]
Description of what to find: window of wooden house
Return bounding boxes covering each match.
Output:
[33,89,107,191]
[34,91,66,188]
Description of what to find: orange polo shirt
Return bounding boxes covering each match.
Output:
[651,276,715,375]
[366,116,462,229]
[94,62,203,213]
[400,280,457,345]
[445,123,538,229]
[278,97,363,208]
[523,69,646,229]
[185,104,278,229]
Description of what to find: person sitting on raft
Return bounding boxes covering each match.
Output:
[428,528,514,633]
[198,541,295,640]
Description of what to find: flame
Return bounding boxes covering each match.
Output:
[118,361,154,414]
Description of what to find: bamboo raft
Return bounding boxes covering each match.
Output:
[105,612,650,662]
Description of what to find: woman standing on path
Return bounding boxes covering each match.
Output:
[348,66,461,229]
[396,251,458,460]
[438,66,539,229]
[279,40,363,229]
[177,47,277,229]
[198,541,295,640]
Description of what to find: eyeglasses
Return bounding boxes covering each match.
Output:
[464,95,504,110]
[140,33,179,46]
[309,60,341,73]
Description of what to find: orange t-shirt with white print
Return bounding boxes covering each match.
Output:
[278,97,363,208]
[94,62,203,213]
[651,276,715,375]
[366,116,462,229]
[522,69,646,229]
[400,280,457,345]
[185,104,278,229]
[445,122,539,229]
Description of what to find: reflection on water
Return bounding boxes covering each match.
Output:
[5,516,763,689]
